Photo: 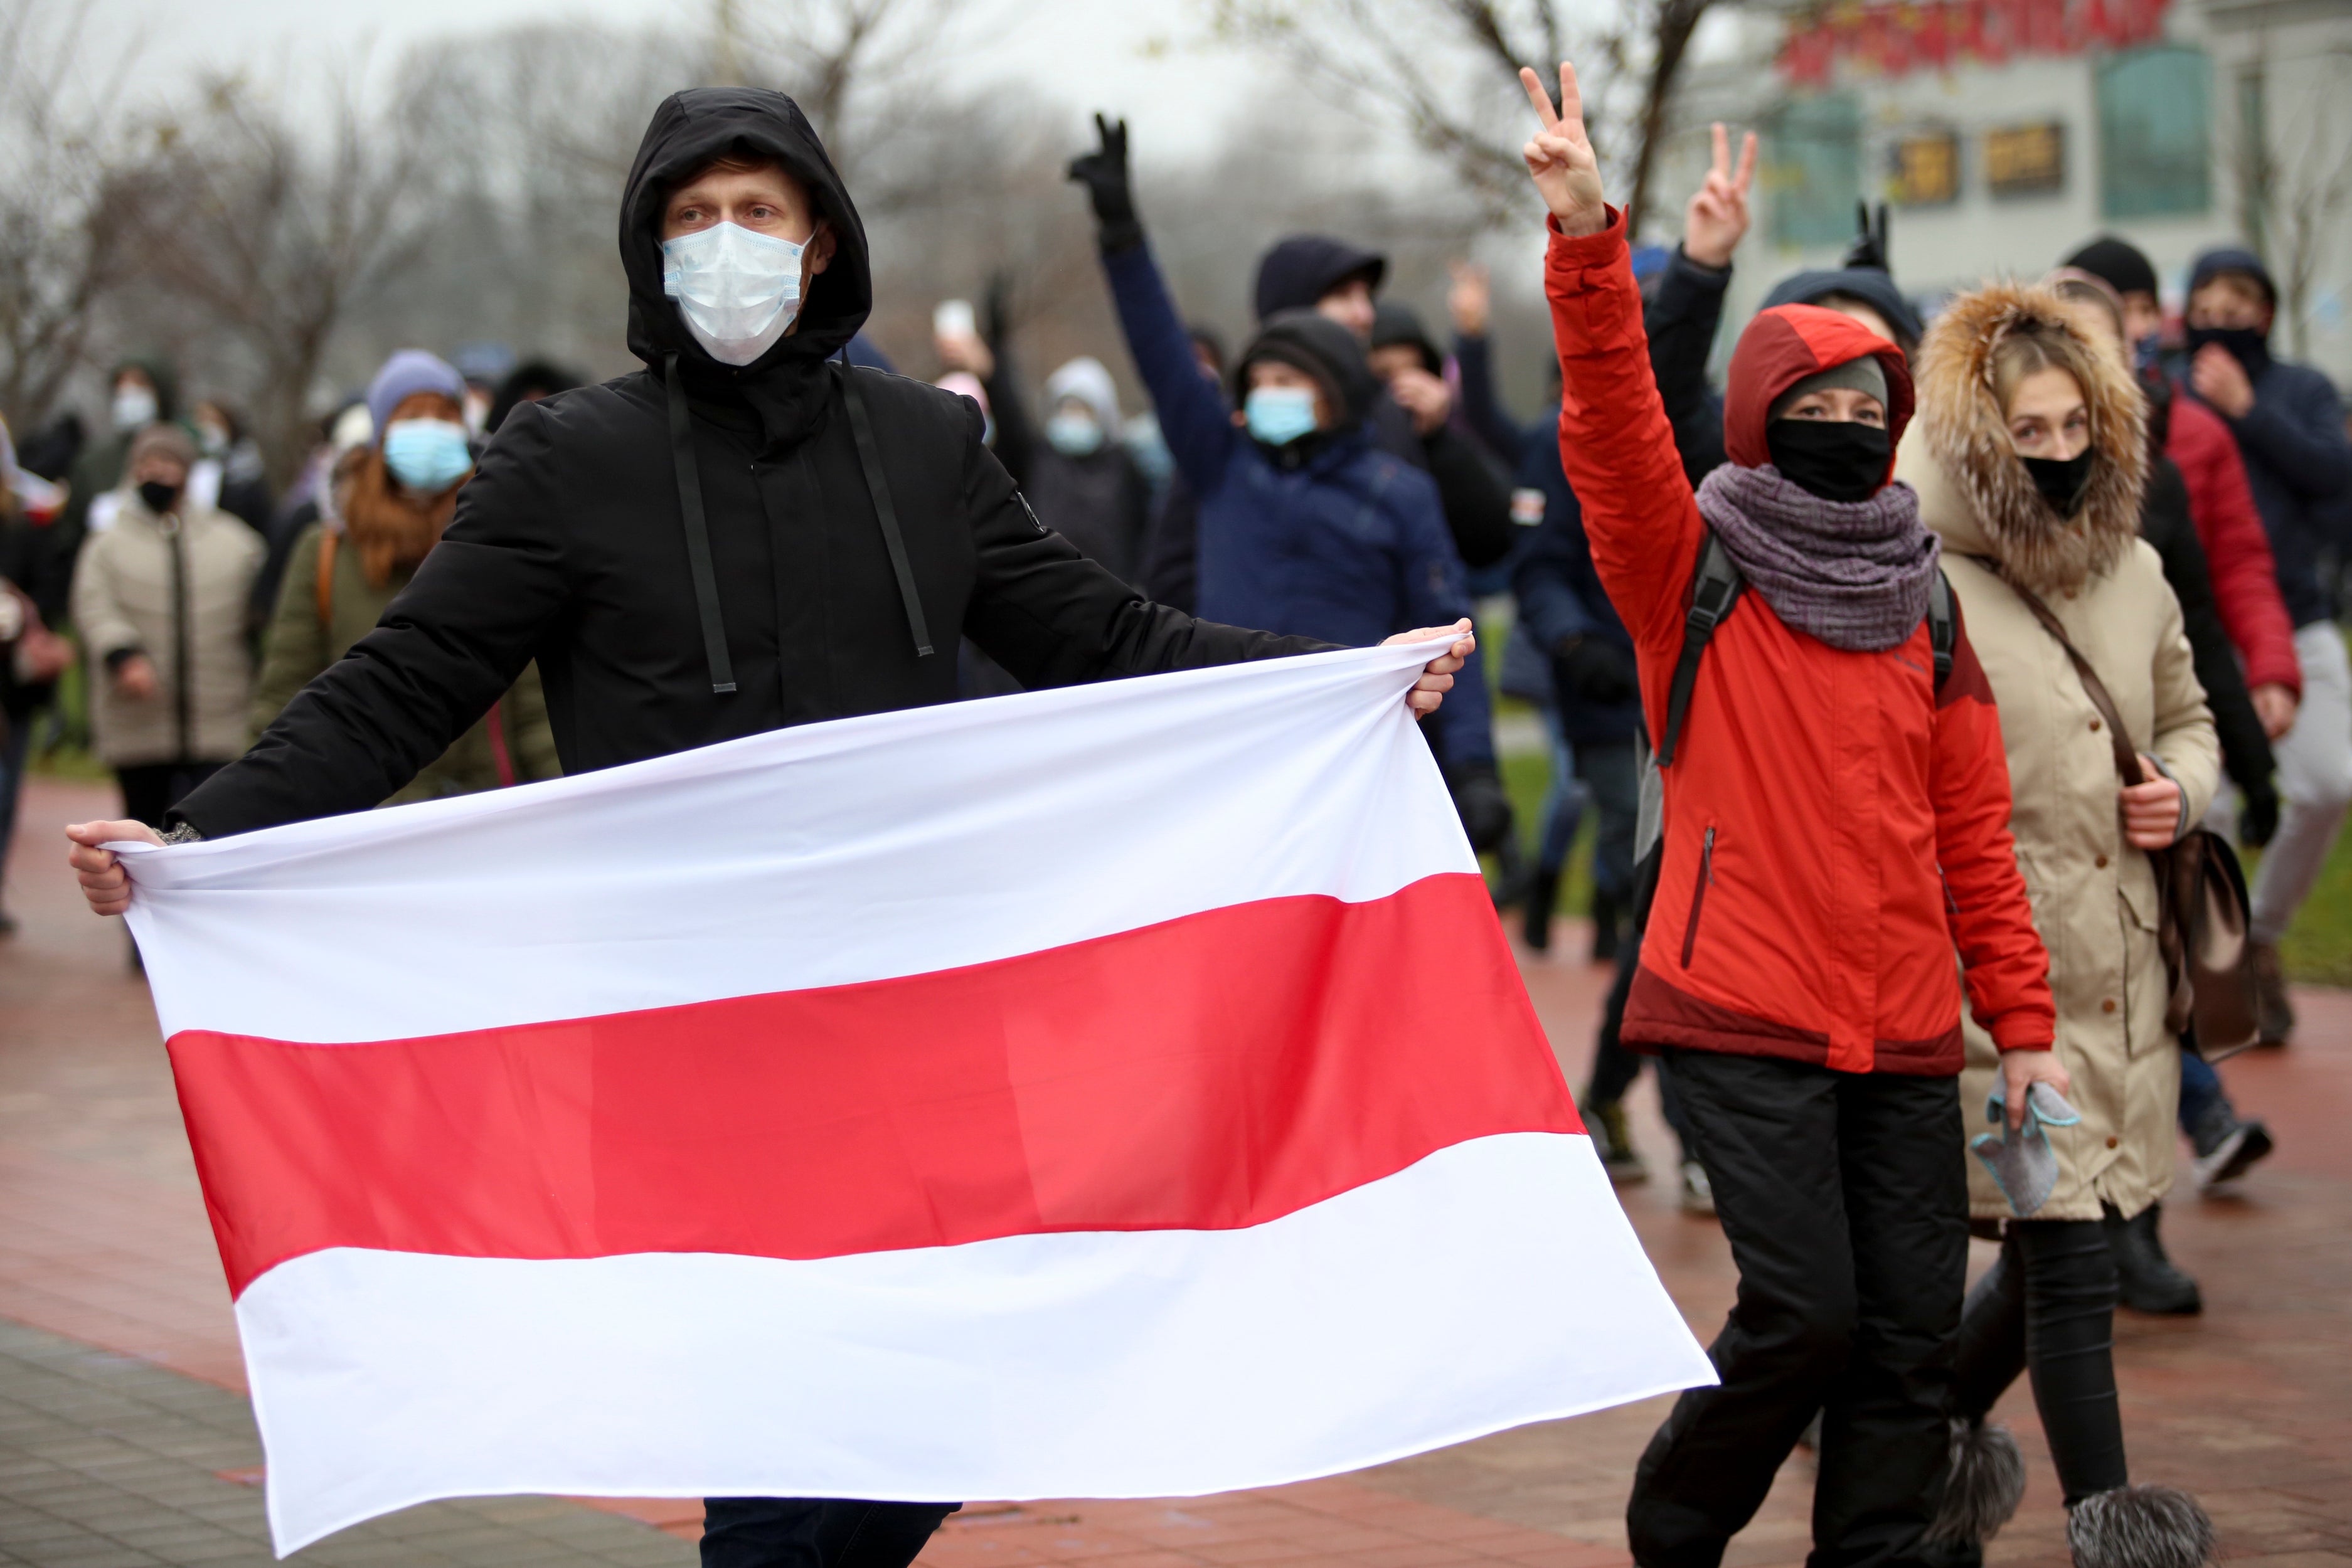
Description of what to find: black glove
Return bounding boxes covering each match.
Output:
[1447,763,1515,856]
[2240,779,2280,849]
[1553,636,1639,707]
[1066,112,1142,253]
[1843,201,1891,272]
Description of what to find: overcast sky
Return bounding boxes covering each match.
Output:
[82,0,1281,162]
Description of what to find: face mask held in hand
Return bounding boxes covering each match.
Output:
[2023,450,2095,518]
[2184,324,2268,378]
[1764,418,1891,504]
[382,419,474,494]
[1244,386,1319,448]
[663,221,807,366]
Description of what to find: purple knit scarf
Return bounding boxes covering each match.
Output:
[1694,464,1940,652]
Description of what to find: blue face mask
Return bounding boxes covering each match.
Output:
[1044,410,1105,458]
[382,419,473,494]
[1244,386,1319,447]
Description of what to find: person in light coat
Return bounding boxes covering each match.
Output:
[72,423,262,830]
[1898,280,2221,1567]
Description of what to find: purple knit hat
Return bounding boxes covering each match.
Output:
[365,350,466,447]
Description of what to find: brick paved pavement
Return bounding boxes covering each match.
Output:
[4,776,2349,1565]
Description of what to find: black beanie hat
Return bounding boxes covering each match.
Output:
[1235,310,1380,426]
[2063,236,2159,301]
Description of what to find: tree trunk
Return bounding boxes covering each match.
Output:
[1624,0,1712,241]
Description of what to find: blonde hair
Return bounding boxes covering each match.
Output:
[1987,322,2100,419]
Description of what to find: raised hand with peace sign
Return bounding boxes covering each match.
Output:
[1683,122,1758,269]
[1518,61,1607,237]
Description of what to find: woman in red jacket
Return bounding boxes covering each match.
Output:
[1519,63,2060,1567]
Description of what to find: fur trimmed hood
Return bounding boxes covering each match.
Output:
[1908,282,2145,594]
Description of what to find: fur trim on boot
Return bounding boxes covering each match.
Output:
[1925,1417,2025,1546]
[2067,1485,2217,1568]
[1913,281,2146,596]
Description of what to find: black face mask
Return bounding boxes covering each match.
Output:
[1765,418,1892,504]
[2022,451,2095,517]
[2184,324,2269,376]
[137,480,181,516]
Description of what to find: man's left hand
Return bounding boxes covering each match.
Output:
[2191,344,2255,420]
[1386,619,1475,718]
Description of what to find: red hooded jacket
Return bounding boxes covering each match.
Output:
[2166,395,2301,696]
[1546,212,2054,1073]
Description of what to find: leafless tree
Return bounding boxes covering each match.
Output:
[1206,0,1720,236]
[112,70,434,484]
[2227,44,2352,361]
[0,0,147,435]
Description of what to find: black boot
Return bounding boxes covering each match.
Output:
[2103,1201,2201,1315]
[1522,868,1560,952]
[1589,885,1620,963]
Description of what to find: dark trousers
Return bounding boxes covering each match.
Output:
[1628,1051,1967,1568]
[1583,926,1690,1158]
[1951,1220,2126,1506]
[700,1499,959,1568]
[114,760,226,831]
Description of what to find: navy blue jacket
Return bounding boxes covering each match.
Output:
[2202,356,2352,627]
[1103,242,1494,768]
[1507,405,1641,747]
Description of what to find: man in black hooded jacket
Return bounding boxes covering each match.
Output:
[67,88,1474,1568]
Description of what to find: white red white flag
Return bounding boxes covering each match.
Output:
[121,642,1711,1554]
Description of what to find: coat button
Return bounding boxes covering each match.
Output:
[2106,1136,2119,1148]
[2095,854,2109,868]
[2090,718,2102,731]
[2102,999,2117,1013]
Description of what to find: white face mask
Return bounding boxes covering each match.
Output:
[112,384,159,432]
[662,221,808,366]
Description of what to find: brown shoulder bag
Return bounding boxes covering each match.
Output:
[2003,576,2260,1061]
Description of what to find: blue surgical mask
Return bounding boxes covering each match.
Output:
[1044,410,1105,457]
[381,418,473,494]
[1244,386,1319,447]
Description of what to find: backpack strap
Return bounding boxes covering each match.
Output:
[664,352,739,695]
[1654,529,1744,768]
[834,361,934,659]
[1927,567,1955,694]
[314,529,338,627]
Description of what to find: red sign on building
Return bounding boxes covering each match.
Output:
[1779,0,2172,84]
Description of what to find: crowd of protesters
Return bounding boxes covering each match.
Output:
[9,57,2352,1568]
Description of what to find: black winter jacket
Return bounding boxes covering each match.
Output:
[2140,452,2276,815]
[175,88,1316,840]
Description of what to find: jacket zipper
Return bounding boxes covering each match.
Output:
[165,516,191,763]
[1681,825,1716,968]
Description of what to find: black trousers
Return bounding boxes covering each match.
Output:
[1951,1220,2127,1506]
[1583,926,1691,1157]
[700,1498,960,1568]
[1628,1051,1967,1568]
[115,760,226,830]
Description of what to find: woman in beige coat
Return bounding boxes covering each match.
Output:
[72,423,262,829]
[1897,282,2218,1567]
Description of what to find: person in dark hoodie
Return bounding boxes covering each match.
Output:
[1366,302,1515,572]
[1070,115,1510,852]
[65,88,1477,1568]
[2183,245,2352,1046]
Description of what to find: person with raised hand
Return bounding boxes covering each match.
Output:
[1520,60,2060,1567]
[1643,122,1757,482]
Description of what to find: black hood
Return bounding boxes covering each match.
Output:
[1235,309,1380,428]
[1253,236,1386,323]
[1370,302,1441,375]
[619,88,871,440]
[1760,267,1922,353]
[2188,246,2277,313]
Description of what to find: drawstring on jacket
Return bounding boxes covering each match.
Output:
[663,351,935,696]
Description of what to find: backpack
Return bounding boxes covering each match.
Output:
[1627,529,1956,922]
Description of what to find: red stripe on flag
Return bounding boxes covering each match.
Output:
[169,873,1574,1296]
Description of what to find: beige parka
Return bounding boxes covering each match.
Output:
[1898,282,2219,1224]
[72,485,262,768]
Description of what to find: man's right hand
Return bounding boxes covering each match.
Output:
[1682,122,1757,270]
[1067,112,1136,233]
[1448,261,1491,339]
[67,820,162,918]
